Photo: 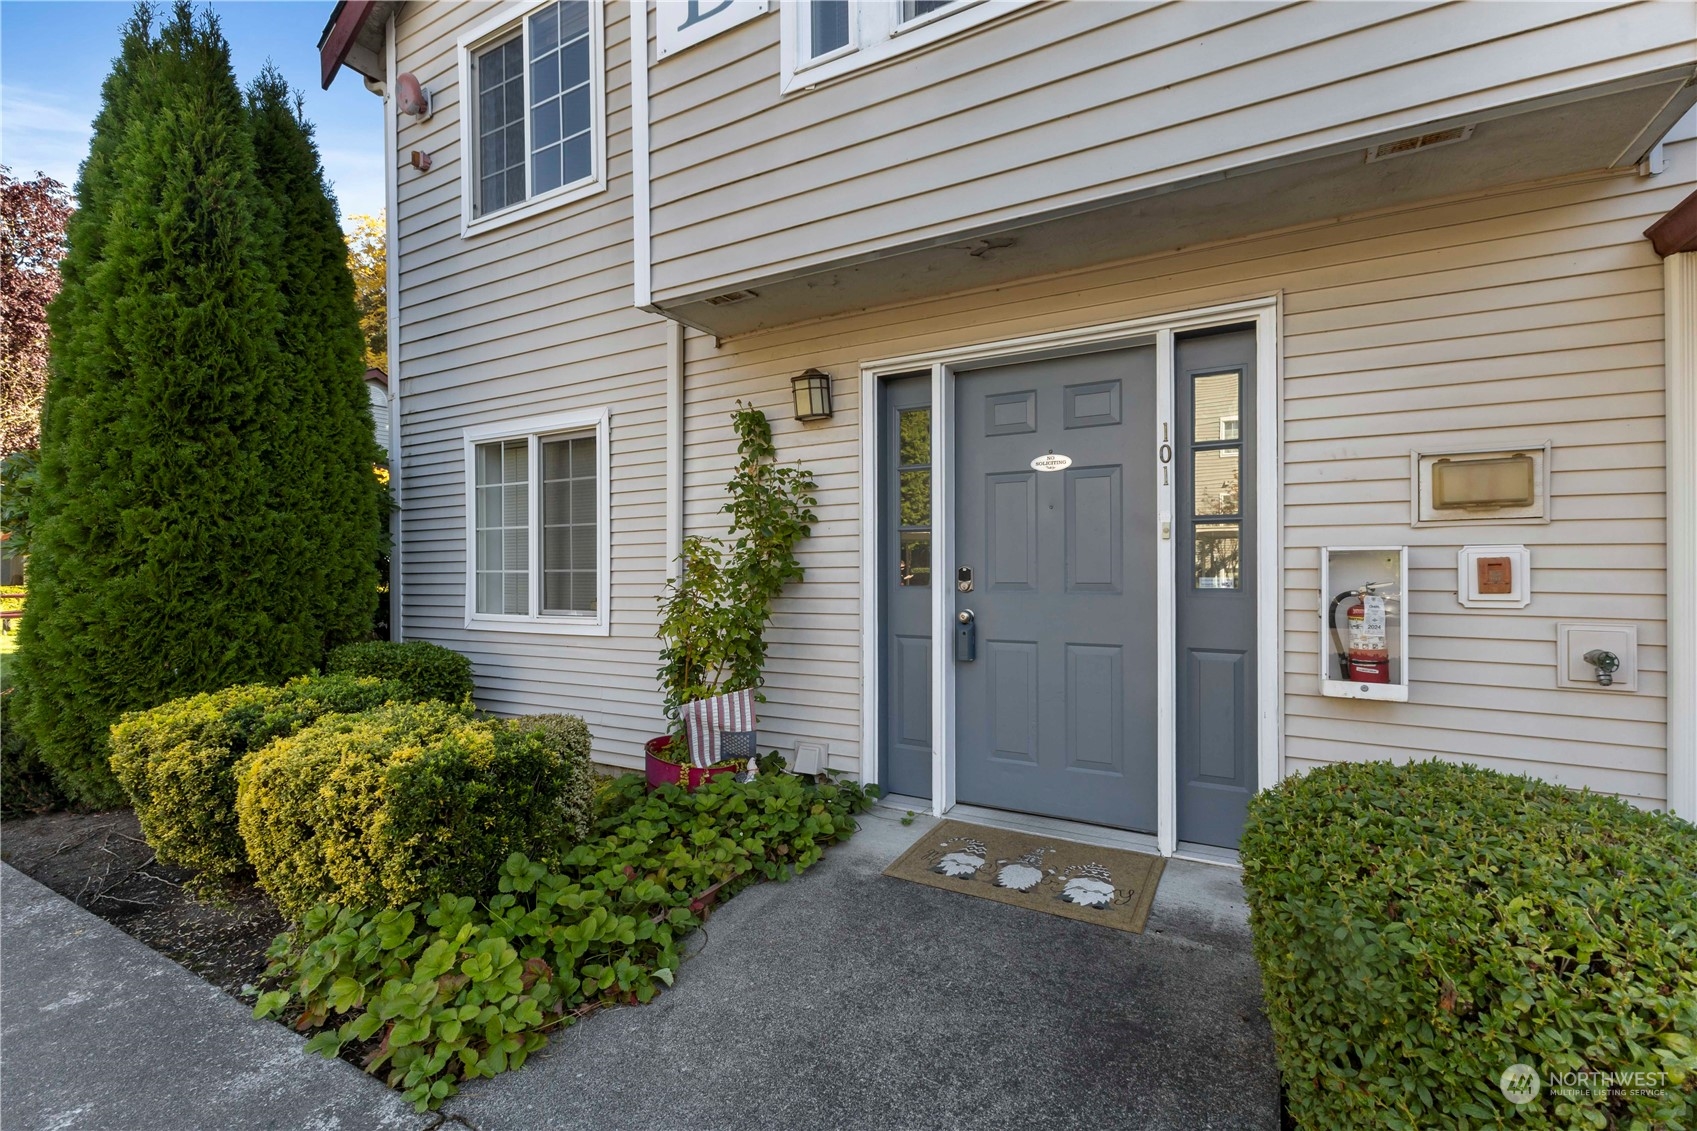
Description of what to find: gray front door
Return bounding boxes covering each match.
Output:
[1174,325,1258,849]
[953,347,1158,832]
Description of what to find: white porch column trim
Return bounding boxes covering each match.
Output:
[1664,249,1696,820]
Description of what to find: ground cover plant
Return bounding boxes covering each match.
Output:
[255,771,875,1110]
[1240,759,1697,1130]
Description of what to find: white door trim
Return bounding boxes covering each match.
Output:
[858,295,1283,853]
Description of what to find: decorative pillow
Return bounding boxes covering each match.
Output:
[679,689,757,769]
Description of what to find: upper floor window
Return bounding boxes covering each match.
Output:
[459,0,605,236]
[783,1,1009,92]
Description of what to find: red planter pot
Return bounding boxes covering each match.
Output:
[644,736,737,791]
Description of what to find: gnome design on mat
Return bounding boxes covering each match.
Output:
[1057,861,1121,909]
[930,835,989,879]
[993,846,1055,892]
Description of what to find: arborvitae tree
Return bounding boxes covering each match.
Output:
[246,66,382,660]
[18,4,364,804]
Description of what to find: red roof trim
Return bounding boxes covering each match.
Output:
[1646,187,1697,258]
[320,0,377,90]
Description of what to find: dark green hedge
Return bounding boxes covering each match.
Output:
[326,641,472,706]
[1241,760,1696,1130]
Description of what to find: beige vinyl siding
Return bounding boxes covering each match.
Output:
[392,2,678,766]
[644,0,1693,302]
[676,142,1689,804]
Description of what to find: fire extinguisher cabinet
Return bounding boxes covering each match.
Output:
[1319,546,1410,702]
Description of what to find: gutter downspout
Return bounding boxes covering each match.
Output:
[1664,247,1695,821]
[384,15,403,641]
[665,320,685,579]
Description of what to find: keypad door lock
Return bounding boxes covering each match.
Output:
[1583,649,1620,686]
[956,566,974,593]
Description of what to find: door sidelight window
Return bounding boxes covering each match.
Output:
[1190,369,1242,589]
[897,406,931,586]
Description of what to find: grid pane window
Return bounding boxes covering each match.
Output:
[541,434,598,614]
[474,440,530,615]
[475,36,527,215]
[809,0,850,57]
[904,0,955,19]
[896,407,931,587]
[1190,369,1243,590]
[528,1,594,197]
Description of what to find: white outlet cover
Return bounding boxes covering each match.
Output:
[1555,622,1638,692]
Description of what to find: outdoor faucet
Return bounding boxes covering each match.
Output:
[1583,649,1620,686]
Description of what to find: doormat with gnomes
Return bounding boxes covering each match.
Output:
[882,820,1166,934]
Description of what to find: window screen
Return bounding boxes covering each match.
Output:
[474,439,530,614]
[475,36,527,215]
[541,433,598,613]
[809,0,850,56]
[527,1,594,196]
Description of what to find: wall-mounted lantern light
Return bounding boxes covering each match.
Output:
[791,369,833,422]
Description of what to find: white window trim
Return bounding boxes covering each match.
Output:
[457,0,608,239]
[462,408,611,635]
[779,0,1017,94]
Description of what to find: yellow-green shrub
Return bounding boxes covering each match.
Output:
[235,703,592,917]
[109,674,407,884]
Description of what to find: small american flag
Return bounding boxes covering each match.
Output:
[679,689,757,769]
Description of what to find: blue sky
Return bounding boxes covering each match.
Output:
[1,0,385,224]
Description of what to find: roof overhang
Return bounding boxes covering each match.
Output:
[1646,188,1697,257]
[317,0,395,90]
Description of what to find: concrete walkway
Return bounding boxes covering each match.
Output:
[0,864,430,1131]
[1,810,1279,1131]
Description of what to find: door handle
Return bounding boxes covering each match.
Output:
[955,609,976,662]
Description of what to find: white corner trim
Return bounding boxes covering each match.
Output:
[457,0,610,240]
[929,361,957,817]
[631,0,654,309]
[384,14,404,643]
[1256,301,1283,797]
[461,407,613,636]
[1665,250,1696,821]
[1154,327,1177,857]
[858,361,881,792]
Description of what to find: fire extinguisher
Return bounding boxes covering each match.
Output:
[1329,584,1394,683]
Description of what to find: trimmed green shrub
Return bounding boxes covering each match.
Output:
[246,66,385,650]
[525,713,596,845]
[235,702,585,917]
[255,771,875,1111]
[326,641,473,705]
[109,674,408,884]
[20,7,380,805]
[1241,760,1697,1130]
